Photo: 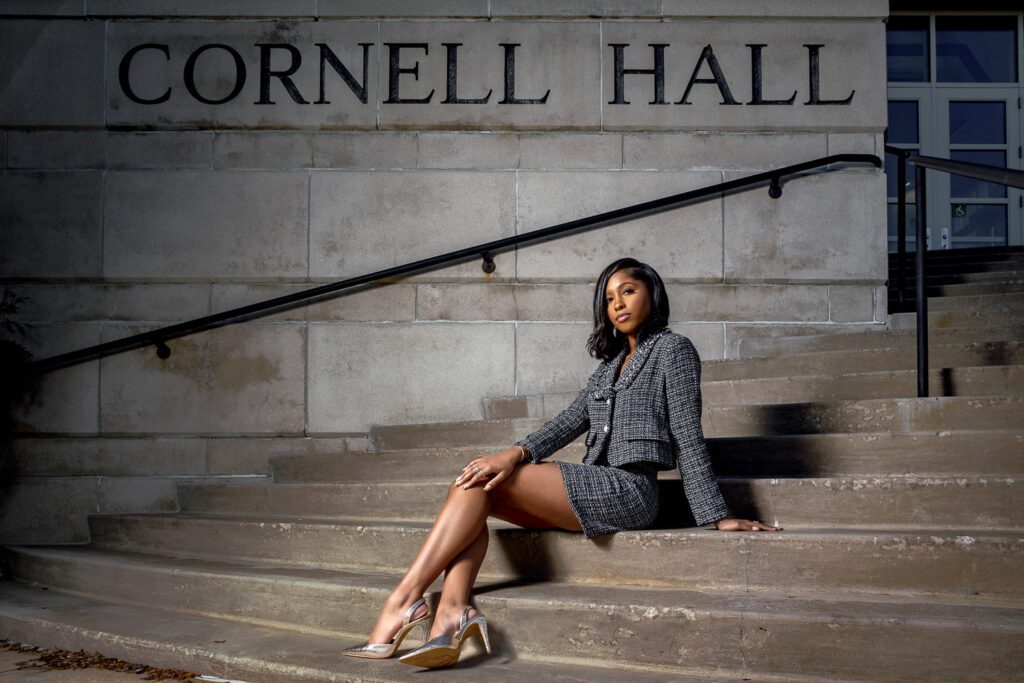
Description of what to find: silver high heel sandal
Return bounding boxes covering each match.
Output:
[342,597,431,659]
[398,605,491,668]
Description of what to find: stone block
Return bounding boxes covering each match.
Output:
[106,21,376,129]
[107,132,212,169]
[103,171,308,280]
[624,133,827,170]
[313,133,417,168]
[417,283,598,322]
[723,170,887,281]
[97,476,182,513]
[88,0,316,17]
[210,282,416,322]
[601,21,885,132]
[0,172,103,278]
[0,20,103,126]
[668,321,725,360]
[417,283,518,321]
[318,0,488,17]
[0,478,97,544]
[514,323,601,395]
[307,322,515,433]
[725,322,879,358]
[0,1,85,15]
[515,170,723,280]
[310,170,516,280]
[1,284,209,322]
[9,437,207,476]
[99,322,307,435]
[661,0,888,18]
[667,283,829,322]
[418,133,520,169]
[490,0,660,16]
[829,285,876,323]
[519,133,622,170]
[377,22,601,130]
[213,132,314,169]
[207,436,362,475]
[10,323,101,435]
[873,284,887,322]
[828,133,876,156]
[7,132,106,169]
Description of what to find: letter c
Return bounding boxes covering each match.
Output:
[119,43,171,105]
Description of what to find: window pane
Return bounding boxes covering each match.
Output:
[887,16,930,82]
[950,150,1007,198]
[950,203,1007,245]
[885,148,918,197]
[888,101,919,144]
[936,16,1018,83]
[949,101,1005,144]
[887,203,918,253]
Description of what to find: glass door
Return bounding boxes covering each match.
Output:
[932,91,1021,249]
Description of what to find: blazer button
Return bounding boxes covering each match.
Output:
[603,424,609,433]
[606,398,612,405]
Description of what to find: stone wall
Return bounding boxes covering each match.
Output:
[0,1,888,542]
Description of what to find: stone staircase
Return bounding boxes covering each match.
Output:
[1,250,1023,681]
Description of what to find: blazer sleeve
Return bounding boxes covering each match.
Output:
[663,336,730,527]
[512,373,595,464]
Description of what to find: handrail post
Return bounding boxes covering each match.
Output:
[896,150,908,312]
[914,164,929,398]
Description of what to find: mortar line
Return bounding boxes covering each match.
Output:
[307,170,312,282]
[598,21,604,131]
[720,170,726,283]
[304,317,310,437]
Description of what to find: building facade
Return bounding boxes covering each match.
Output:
[4,1,891,541]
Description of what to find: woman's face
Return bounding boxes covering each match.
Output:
[605,269,652,338]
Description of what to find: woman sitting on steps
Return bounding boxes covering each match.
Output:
[344,256,782,668]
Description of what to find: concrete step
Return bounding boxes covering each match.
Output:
[84,515,1024,599]
[703,364,1024,404]
[0,582,692,683]
[737,324,1024,358]
[891,291,1024,314]
[889,305,1024,329]
[891,268,1024,285]
[888,279,1024,301]
[269,431,1023,483]
[700,340,1024,382]
[487,365,1024,414]
[370,397,1024,450]
[6,548,1019,681]
[175,474,1024,531]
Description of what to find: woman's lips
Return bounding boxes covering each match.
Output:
[616,313,631,322]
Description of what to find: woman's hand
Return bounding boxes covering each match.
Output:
[453,448,522,492]
[714,517,782,531]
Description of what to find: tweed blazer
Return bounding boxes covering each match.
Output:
[514,327,730,527]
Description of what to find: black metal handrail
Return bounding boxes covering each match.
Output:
[885,144,1024,397]
[27,153,880,375]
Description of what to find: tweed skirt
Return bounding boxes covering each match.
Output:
[555,460,660,539]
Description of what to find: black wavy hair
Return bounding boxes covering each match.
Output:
[586,258,670,361]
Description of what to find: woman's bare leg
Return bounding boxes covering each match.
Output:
[365,461,578,644]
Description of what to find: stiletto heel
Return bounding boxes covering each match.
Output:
[342,597,431,659]
[398,606,491,668]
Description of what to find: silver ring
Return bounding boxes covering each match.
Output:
[473,466,482,474]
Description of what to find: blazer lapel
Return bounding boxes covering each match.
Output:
[592,327,671,398]
[614,326,671,391]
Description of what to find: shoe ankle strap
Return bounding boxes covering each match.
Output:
[403,597,427,626]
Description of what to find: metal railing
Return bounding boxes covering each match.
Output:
[28,153,881,375]
[885,145,1024,397]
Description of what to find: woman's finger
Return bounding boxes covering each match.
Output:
[483,470,507,491]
